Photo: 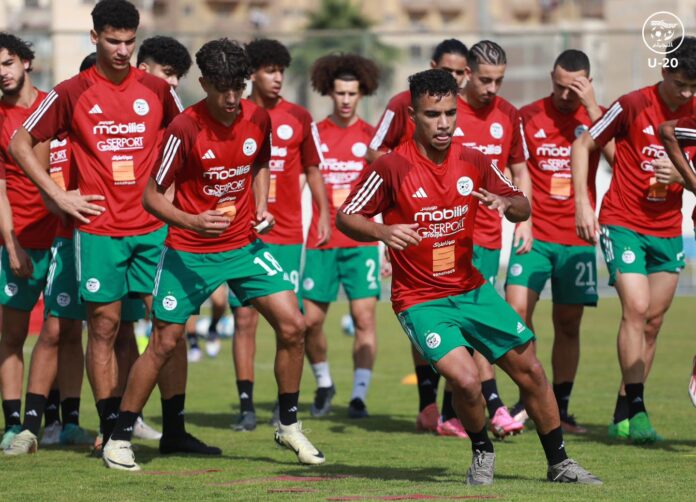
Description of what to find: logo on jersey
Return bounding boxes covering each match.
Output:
[462,142,502,156]
[415,205,469,239]
[4,283,18,297]
[202,149,216,160]
[490,122,503,139]
[622,250,636,264]
[162,295,177,311]
[93,122,146,135]
[133,99,149,116]
[243,138,257,156]
[643,125,655,136]
[456,176,473,196]
[510,264,523,277]
[425,332,441,349]
[640,144,668,171]
[453,127,464,137]
[574,125,588,138]
[320,143,329,153]
[351,142,367,158]
[303,278,315,291]
[642,11,685,55]
[88,104,103,115]
[204,165,250,181]
[276,124,293,141]
[534,129,547,139]
[85,278,100,293]
[412,187,428,199]
[56,292,71,307]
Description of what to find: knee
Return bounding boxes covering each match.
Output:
[277,314,306,347]
[518,358,548,389]
[622,299,649,322]
[0,330,27,352]
[89,314,120,344]
[149,331,180,360]
[644,315,664,342]
[234,310,257,336]
[448,371,481,402]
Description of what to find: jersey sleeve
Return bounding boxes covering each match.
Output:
[151,115,197,189]
[254,110,272,167]
[472,149,521,199]
[23,85,72,142]
[299,111,321,169]
[508,110,529,165]
[163,86,183,126]
[588,96,631,148]
[674,116,696,144]
[369,96,408,151]
[340,156,395,217]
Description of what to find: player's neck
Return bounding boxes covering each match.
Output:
[656,81,683,112]
[95,61,130,85]
[0,80,37,108]
[250,88,281,110]
[415,139,448,165]
[204,98,239,127]
[460,90,486,110]
[329,113,358,128]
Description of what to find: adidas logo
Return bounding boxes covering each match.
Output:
[10,412,20,418]
[106,413,119,420]
[178,410,185,416]
[69,411,79,416]
[288,406,298,413]
[453,127,464,137]
[559,441,565,450]
[26,409,38,417]
[358,382,366,387]
[534,129,547,138]
[643,125,655,136]
[202,149,216,160]
[240,392,249,399]
[585,286,596,295]
[412,187,427,198]
[632,397,643,403]
[124,426,133,432]
[88,104,103,114]
[489,393,498,400]
[46,404,57,410]
[516,322,525,334]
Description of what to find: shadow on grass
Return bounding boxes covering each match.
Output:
[561,422,696,451]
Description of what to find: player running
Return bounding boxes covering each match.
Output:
[337,69,601,485]
[505,49,614,433]
[572,36,696,443]
[301,53,380,418]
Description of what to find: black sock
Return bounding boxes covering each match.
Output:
[481,379,505,417]
[97,397,121,443]
[61,398,80,426]
[23,393,47,436]
[538,426,568,466]
[110,411,139,442]
[415,365,440,412]
[465,425,494,454]
[278,392,299,426]
[186,332,199,350]
[625,383,647,418]
[208,317,221,340]
[236,380,254,413]
[612,394,629,424]
[2,399,21,429]
[162,394,186,437]
[45,389,61,426]
[441,390,456,421]
[553,381,574,419]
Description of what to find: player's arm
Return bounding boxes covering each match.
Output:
[337,212,420,251]
[568,76,616,165]
[659,119,696,192]
[473,189,530,223]
[305,164,331,246]
[508,160,533,254]
[0,178,32,278]
[571,131,601,244]
[251,161,274,233]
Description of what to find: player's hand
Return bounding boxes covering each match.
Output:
[380,249,392,278]
[472,188,511,217]
[568,76,597,110]
[55,189,105,224]
[252,210,275,235]
[315,210,331,247]
[379,223,421,251]
[190,210,230,237]
[652,158,684,185]
[575,201,599,245]
[513,220,533,254]
[9,245,33,279]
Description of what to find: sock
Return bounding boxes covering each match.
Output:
[236,380,255,413]
[466,425,494,454]
[97,397,121,443]
[23,393,47,436]
[161,394,186,437]
[415,365,440,411]
[481,379,505,417]
[110,411,139,442]
[538,426,568,466]
[612,394,629,424]
[625,383,647,418]
[441,390,456,421]
[278,392,299,426]
[61,398,80,426]
[186,332,199,350]
[45,389,61,426]
[208,316,221,339]
[311,362,333,388]
[351,368,372,402]
[3,399,22,429]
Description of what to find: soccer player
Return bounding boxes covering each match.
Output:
[505,49,614,433]
[367,38,470,435]
[103,38,325,471]
[8,0,182,450]
[572,36,696,443]
[302,53,380,418]
[137,35,192,89]
[227,38,330,431]
[337,69,600,485]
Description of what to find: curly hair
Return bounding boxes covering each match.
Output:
[0,33,35,71]
[409,69,458,108]
[667,36,696,80]
[245,39,291,71]
[310,53,379,96]
[137,36,192,78]
[195,38,251,91]
[91,0,139,33]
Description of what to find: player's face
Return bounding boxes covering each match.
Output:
[251,64,284,100]
[91,26,136,72]
[330,79,361,121]
[411,92,457,151]
[660,69,696,108]
[139,61,180,88]
[432,53,468,87]
[550,66,589,114]
[465,64,505,106]
[0,49,29,96]
[201,78,244,120]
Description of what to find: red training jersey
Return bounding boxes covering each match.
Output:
[48,137,77,240]
[590,84,695,237]
[152,99,271,253]
[308,117,376,249]
[369,90,414,152]
[340,140,523,313]
[0,90,57,249]
[673,116,696,230]
[24,66,181,237]
[261,99,321,245]
[520,96,603,246]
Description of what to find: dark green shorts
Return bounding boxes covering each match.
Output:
[473,245,501,286]
[396,282,535,364]
[0,247,51,312]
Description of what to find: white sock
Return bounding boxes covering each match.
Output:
[351,368,372,402]
[311,362,333,388]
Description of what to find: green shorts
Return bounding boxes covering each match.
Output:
[0,246,51,312]
[505,239,598,305]
[45,238,147,321]
[75,226,166,303]
[228,242,302,309]
[154,240,294,324]
[599,225,684,286]
[473,245,501,286]
[301,246,380,303]
[396,282,535,364]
